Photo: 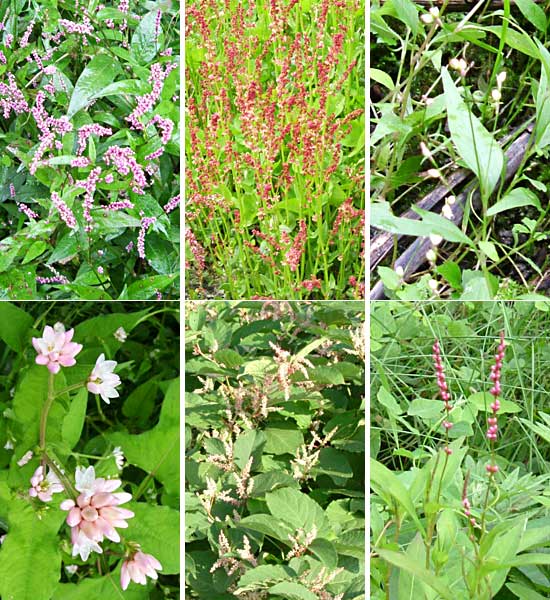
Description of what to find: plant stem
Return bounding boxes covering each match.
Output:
[39,372,55,451]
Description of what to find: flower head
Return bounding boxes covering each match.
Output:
[29,465,63,502]
[121,548,163,590]
[87,354,121,403]
[60,466,134,560]
[32,323,82,374]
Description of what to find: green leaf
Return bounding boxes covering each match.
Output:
[375,548,454,599]
[478,240,499,262]
[250,472,298,497]
[266,487,331,536]
[125,503,179,574]
[487,187,541,216]
[514,0,547,33]
[377,387,403,416]
[269,581,317,600]
[309,365,345,385]
[309,538,338,569]
[442,67,504,198]
[506,582,547,600]
[264,427,303,455]
[238,514,294,541]
[22,241,48,264]
[370,68,394,90]
[61,388,88,450]
[468,392,521,413]
[234,430,266,470]
[484,25,539,59]
[52,570,148,600]
[0,303,32,351]
[236,565,295,593]
[0,488,65,600]
[370,459,424,534]
[316,448,353,480]
[121,274,177,300]
[68,54,122,118]
[413,206,474,247]
[131,11,160,64]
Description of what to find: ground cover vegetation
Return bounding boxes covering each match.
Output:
[185,0,365,300]
[0,301,180,598]
[185,301,365,598]
[371,0,550,300]
[371,300,550,599]
[0,1,180,300]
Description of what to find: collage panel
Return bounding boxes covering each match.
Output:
[185,0,365,300]
[185,301,365,597]
[370,1,550,301]
[0,1,180,301]
[371,300,550,598]
[0,301,180,598]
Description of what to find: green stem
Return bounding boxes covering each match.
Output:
[39,372,55,451]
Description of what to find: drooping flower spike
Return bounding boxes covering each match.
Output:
[32,323,82,374]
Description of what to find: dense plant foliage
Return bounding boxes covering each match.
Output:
[185,301,365,598]
[371,0,550,300]
[185,0,365,300]
[0,1,180,300]
[371,300,550,599]
[0,301,180,599]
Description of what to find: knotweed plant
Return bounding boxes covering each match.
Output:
[186,301,365,598]
[371,316,550,600]
[185,0,365,299]
[0,1,180,300]
[0,302,180,598]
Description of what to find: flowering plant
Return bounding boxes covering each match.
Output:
[185,301,365,598]
[0,1,180,300]
[0,302,179,598]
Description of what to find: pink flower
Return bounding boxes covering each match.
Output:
[60,466,134,561]
[87,354,121,403]
[29,466,63,502]
[121,549,162,591]
[32,323,82,374]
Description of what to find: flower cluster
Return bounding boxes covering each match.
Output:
[29,466,63,502]
[121,547,163,590]
[32,323,82,374]
[486,332,506,474]
[103,146,147,194]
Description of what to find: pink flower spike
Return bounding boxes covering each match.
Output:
[32,323,82,373]
[121,549,162,590]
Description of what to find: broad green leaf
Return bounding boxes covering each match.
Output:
[52,570,148,600]
[234,430,266,469]
[22,241,48,264]
[484,25,539,59]
[125,503,179,574]
[0,303,32,351]
[487,187,541,216]
[269,581,317,600]
[377,387,403,416]
[130,11,160,64]
[0,488,65,600]
[121,274,178,300]
[61,388,88,450]
[506,582,547,600]
[264,427,303,455]
[442,67,504,198]
[236,565,294,593]
[250,472,298,497]
[266,487,331,536]
[68,54,122,118]
[91,79,147,100]
[238,514,294,541]
[316,448,353,480]
[376,548,453,599]
[468,392,521,413]
[407,398,441,419]
[370,459,424,534]
[309,538,338,569]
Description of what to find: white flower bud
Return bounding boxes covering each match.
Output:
[421,12,434,24]
[430,234,443,246]
[426,248,437,263]
[491,89,501,102]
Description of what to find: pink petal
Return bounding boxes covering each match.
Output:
[48,362,61,374]
[60,499,75,511]
[120,563,130,591]
[35,355,49,365]
[67,507,82,526]
[111,492,132,505]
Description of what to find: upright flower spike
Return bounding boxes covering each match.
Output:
[87,354,121,403]
[486,332,506,475]
[433,340,453,455]
[32,323,82,374]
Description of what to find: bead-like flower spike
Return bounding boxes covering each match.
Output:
[433,340,453,455]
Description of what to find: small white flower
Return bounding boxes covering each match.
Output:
[87,354,121,404]
[4,439,14,451]
[421,12,434,23]
[491,88,501,102]
[427,168,440,178]
[395,266,405,277]
[72,529,103,561]
[428,279,439,293]
[74,465,97,498]
[29,466,63,502]
[442,204,454,219]
[113,446,125,471]
[17,450,33,466]
[65,565,78,576]
[114,327,127,342]
[430,234,443,246]
[496,71,507,87]
[426,249,437,263]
